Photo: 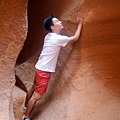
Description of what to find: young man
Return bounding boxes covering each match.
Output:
[22,12,84,120]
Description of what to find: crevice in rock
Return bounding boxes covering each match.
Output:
[13,0,45,119]
[16,0,44,66]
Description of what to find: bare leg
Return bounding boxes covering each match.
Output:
[24,84,35,107]
[24,91,43,118]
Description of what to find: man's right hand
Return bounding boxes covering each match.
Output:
[77,12,84,23]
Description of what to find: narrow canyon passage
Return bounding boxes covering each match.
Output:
[14,0,120,120]
[0,0,120,120]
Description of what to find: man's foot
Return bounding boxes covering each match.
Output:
[22,115,30,120]
[23,106,27,111]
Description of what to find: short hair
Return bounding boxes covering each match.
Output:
[44,15,54,32]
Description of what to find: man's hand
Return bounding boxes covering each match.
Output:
[77,12,84,23]
[66,12,84,46]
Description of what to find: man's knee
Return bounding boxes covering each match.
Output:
[32,92,43,101]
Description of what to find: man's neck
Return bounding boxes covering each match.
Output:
[52,30,60,34]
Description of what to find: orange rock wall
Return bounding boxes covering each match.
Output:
[0,0,28,120]
[17,0,120,120]
[0,0,120,120]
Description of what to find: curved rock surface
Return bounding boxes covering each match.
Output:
[1,0,120,120]
[0,0,28,120]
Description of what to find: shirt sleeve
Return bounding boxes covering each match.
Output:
[56,35,70,47]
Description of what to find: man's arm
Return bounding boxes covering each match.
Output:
[66,12,84,46]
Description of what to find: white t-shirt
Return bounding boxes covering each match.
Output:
[35,33,70,72]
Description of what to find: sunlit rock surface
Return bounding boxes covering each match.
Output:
[0,0,28,120]
[0,0,120,120]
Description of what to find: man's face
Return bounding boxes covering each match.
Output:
[51,18,64,32]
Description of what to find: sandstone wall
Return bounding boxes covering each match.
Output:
[16,0,120,120]
[0,0,120,120]
[0,0,28,120]
[30,0,120,120]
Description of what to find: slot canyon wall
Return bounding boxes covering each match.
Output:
[0,0,28,120]
[0,0,120,120]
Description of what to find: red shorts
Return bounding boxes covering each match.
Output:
[34,69,50,94]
